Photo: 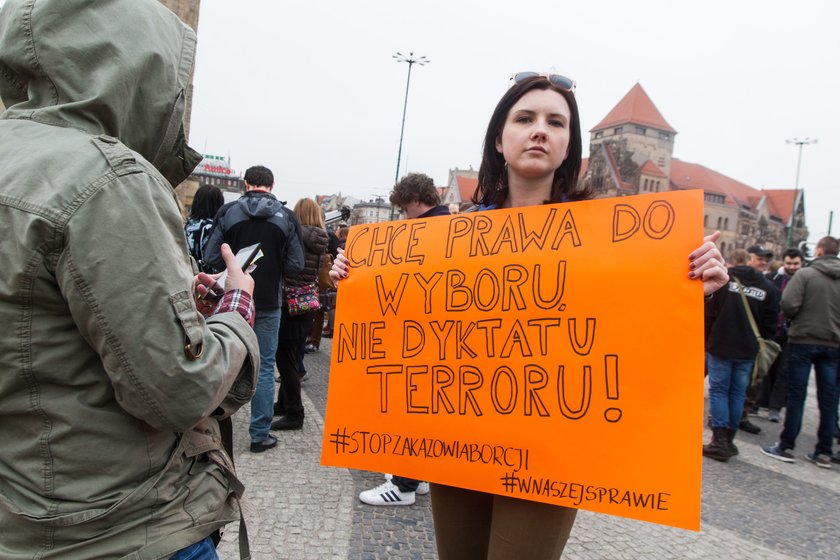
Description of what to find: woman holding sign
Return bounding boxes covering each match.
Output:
[331,73,728,559]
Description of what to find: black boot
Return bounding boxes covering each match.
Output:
[726,428,739,457]
[703,427,731,462]
[271,415,304,431]
[739,418,761,434]
[739,408,761,434]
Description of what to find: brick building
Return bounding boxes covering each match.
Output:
[581,83,806,258]
[441,167,479,210]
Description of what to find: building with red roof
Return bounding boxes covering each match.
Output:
[583,83,806,257]
[441,167,479,210]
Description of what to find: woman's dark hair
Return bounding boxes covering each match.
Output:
[473,76,590,207]
[190,184,224,220]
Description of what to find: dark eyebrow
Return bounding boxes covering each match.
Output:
[512,108,568,119]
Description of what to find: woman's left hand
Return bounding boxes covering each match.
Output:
[688,230,728,296]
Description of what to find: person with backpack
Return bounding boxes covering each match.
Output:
[184,184,224,271]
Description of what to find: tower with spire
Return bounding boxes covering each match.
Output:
[582,83,807,256]
[585,83,676,198]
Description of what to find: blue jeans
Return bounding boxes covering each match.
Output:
[779,343,840,456]
[250,308,281,443]
[170,536,218,559]
[707,353,753,429]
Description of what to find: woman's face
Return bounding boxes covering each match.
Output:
[495,88,571,184]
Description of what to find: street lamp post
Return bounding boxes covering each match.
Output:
[785,137,818,247]
[391,51,429,219]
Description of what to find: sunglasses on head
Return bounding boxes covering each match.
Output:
[511,72,575,92]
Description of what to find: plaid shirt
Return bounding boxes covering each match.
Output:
[215,289,255,327]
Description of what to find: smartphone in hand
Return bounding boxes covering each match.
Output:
[202,243,262,301]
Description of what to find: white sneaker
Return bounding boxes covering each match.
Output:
[359,481,415,506]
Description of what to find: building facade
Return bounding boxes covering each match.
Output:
[349,198,392,225]
[581,83,807,258]
[440,167,479,210]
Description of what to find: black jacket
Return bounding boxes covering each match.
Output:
[285,224,329,289]
[706,266,780,360]
[418,205,451,218]
[205,190,305,310]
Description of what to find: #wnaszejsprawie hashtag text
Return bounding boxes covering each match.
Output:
[501,472,670,510]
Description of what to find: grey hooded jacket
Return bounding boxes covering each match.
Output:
[781,255,840,347]
[0,0,259,558]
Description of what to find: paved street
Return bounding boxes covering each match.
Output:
[219,338,840,559]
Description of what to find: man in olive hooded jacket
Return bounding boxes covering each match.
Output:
[762,236,840,467]
[0,0,260,558]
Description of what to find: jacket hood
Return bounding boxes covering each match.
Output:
[728,265,767,287]
[809,256,840,280]
[0,0,201,184]
[237,191,286,219]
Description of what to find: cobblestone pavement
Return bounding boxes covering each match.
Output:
[219,338,840,559]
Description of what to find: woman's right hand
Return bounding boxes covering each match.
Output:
[329,247,349,288]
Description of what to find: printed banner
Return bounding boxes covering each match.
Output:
[321,190,704,530]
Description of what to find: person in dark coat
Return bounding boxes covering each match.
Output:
[704,249,779,461]
[272,198,329,430]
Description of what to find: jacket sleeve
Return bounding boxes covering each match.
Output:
[780,271,806,320]
[759,285,780,340]
[704,283,726,338]
[55,171,259,433]
[202,208,227,273]
[284,210,306,276]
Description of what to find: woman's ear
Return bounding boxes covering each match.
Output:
[495,136,503,154]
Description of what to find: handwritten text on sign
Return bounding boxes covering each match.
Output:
[321,190,704,530]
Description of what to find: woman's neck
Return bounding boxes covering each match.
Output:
[503,174,552,208]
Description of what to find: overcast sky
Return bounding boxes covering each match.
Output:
[189,0,838,242]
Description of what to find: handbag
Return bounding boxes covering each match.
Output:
[734,279,782,385]
[283,283,320,316]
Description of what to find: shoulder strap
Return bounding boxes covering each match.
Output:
[734,278,762,342]
[91,135,137,175]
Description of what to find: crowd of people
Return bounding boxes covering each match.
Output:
[2,1,836,559]
[703,240,840,469]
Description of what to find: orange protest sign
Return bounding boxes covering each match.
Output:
[321,190,705,530]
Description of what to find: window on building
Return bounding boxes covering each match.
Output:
[717,217,722,228]
[704,215,708,227]
[594,131,603,139]
[659,132,670,140]
[658,157,665,167]
[724,218,729,230]
[614,126,623,134]
[635,126,646,134]
[643,178,648,191]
